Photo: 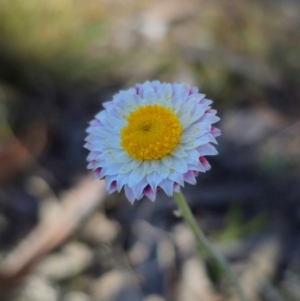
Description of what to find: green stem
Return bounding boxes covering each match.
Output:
[173,191,249,301]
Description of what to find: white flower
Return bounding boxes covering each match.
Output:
[85,81,221,203]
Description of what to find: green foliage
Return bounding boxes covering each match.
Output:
[0,0,112,83]
[215,205,268,242]
[0,0,300,101]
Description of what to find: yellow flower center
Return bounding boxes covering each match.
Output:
[120,105,182,161]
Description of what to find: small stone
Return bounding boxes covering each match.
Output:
[35,242,93,281]
[90,269,141,301]
[14,275,59,301]
[143,295,166,301]
[79,213,120,244]
[179,257,217,301]
[173,223,195,257]
[62,291,91,301]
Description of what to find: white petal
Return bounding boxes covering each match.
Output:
[97,150,120,164]
[127,87,137,94]
[87,160,97,169]
[182,133,217,150]
[144,186,156,202]
[189,106,208,124]
[199,113,220,124]
[211,126,222,138]
[187,93,205,102]
[178,113,193,129]
[172,103,182,114]
[180,124,210,143]
[128,159,142,170]
[86,125,99,134]
[174,182,181,193]
[160,165,170,179]
[116,173,129,192]
[113,151,132,164]
[105,175,117,192]
[157,82,172,99]
[172,83,189,103]
[99,164,120,177]
[87,151,101,161]
[102,100,114,109]
[84,142,92,150]
[177,109,194,125]
[142,161,154,175]
[89,126,115,139]
[89,142,108,152]
[197,143,218,156]
[147,172,163,191]
[159,179,174,196]
[172,157,188,173]
[142,83,158,103]
[197,133,218,145]
[93,168,102,180]
[183,170,197,185]
[168,170,184,186]
[124,185,136,203]
[183,122,210,138]
[200,157,211,171]
[207,109,217,114]
[151,160,160,172]
[180,132,196,144]
[150,80,162,92]
[97,113,117,130]
[95,109,108,122]
[171,145,188,158]
[188,163,206,173]
[102,136,121,149]
[127,165,144,187]
[131,177,148,200]
[106,114,126,130]
[117,92,142,116]
[157,83,173,107]
[200,98,213,106]
[184,149,200,165]
[188,86,199,95]
[118,162,133,174]
[162,155,174,169]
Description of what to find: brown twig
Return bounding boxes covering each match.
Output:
[0,174,106,287]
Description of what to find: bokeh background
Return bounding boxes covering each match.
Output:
[1,0,300,300]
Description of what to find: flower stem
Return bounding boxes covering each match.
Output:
[173,191,249,301]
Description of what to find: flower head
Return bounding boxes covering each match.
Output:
[85,81,221,203]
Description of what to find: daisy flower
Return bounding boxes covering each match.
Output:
[85,81,221,203]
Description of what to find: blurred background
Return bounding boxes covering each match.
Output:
[0,0,300,300]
